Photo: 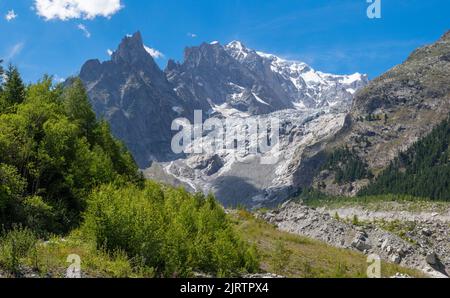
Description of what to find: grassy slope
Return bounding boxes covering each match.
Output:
[231,210,424,278]
[1,209,425,278]
[1,230,151,278]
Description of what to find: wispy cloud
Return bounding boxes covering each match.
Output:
[77,24,91,38]
[144,45,164,59]
[5,42,25,61]
[107,49,114,56]
[5,10,18,21]
[34,0,123,21]
[187,32,197,38]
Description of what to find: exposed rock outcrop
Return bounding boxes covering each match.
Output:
[259,201,449,277]
[308,31,450,195]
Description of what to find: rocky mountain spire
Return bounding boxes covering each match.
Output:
[111,31,163,78]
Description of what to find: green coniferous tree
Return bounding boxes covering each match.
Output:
[360,114,450,201]
[0,60,4,113]
[63,78,97,141]
[3,64,26,105]
[0,59,4,87]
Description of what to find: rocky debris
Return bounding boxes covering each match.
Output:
[160,111,348,207]
[243,273,284,278]
[426,252,439,266]
[390,273,411,278]
[192,272,283,278]
[188,154,224,176]
[259,201,449,277]
[324,205,450,275]
[390,254,402,265]
[425,252,448,276]
[351,232,372,252]
[422,228,433,237]
[424,266,449,278]
[321,205,450,224]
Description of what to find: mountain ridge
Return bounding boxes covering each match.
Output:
[79,31,367,170]
[306,30,450,196]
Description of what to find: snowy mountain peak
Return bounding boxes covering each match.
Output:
[169,39,369,114]
[225,40,253,61]
[227,40,246,49]
[226,44,369,110]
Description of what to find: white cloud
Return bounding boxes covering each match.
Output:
[5,10,18,21]
[144,45,164,59]
[77,24,91,38]
[187,32,197,38]
[6,42,25,60]
[34,0,123,21]
[107,49,113,56]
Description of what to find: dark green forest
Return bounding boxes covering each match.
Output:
[322,147,373,184]
[360,114,450,201]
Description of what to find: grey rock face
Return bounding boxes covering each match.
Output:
[79,32,186,168]
[79,33,367,205]
[165,41,292,115]
[166,40,367,115]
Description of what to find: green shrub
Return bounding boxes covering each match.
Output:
[352,215,360,226]
[0,226,37,274]
[83,182,259,277]
[270,240,292,274]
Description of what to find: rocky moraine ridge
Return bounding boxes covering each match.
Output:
[260,201,450,278]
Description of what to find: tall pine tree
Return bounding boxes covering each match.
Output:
[0,59,4,88]
[63,78,97,141]
[0,60,5,113]
[3,64,25,105]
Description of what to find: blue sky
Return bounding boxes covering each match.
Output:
[0,0,449,83]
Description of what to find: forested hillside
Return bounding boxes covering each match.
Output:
[360,114,450,201]
[321,147,373,184]
[0,63,257,277]
[0,63,141,235]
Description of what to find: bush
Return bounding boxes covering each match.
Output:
[21,196,55,237]
[271,240,292,274]
[0,226,37,274]
[83,182,259,277]
[0,164,26,226]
